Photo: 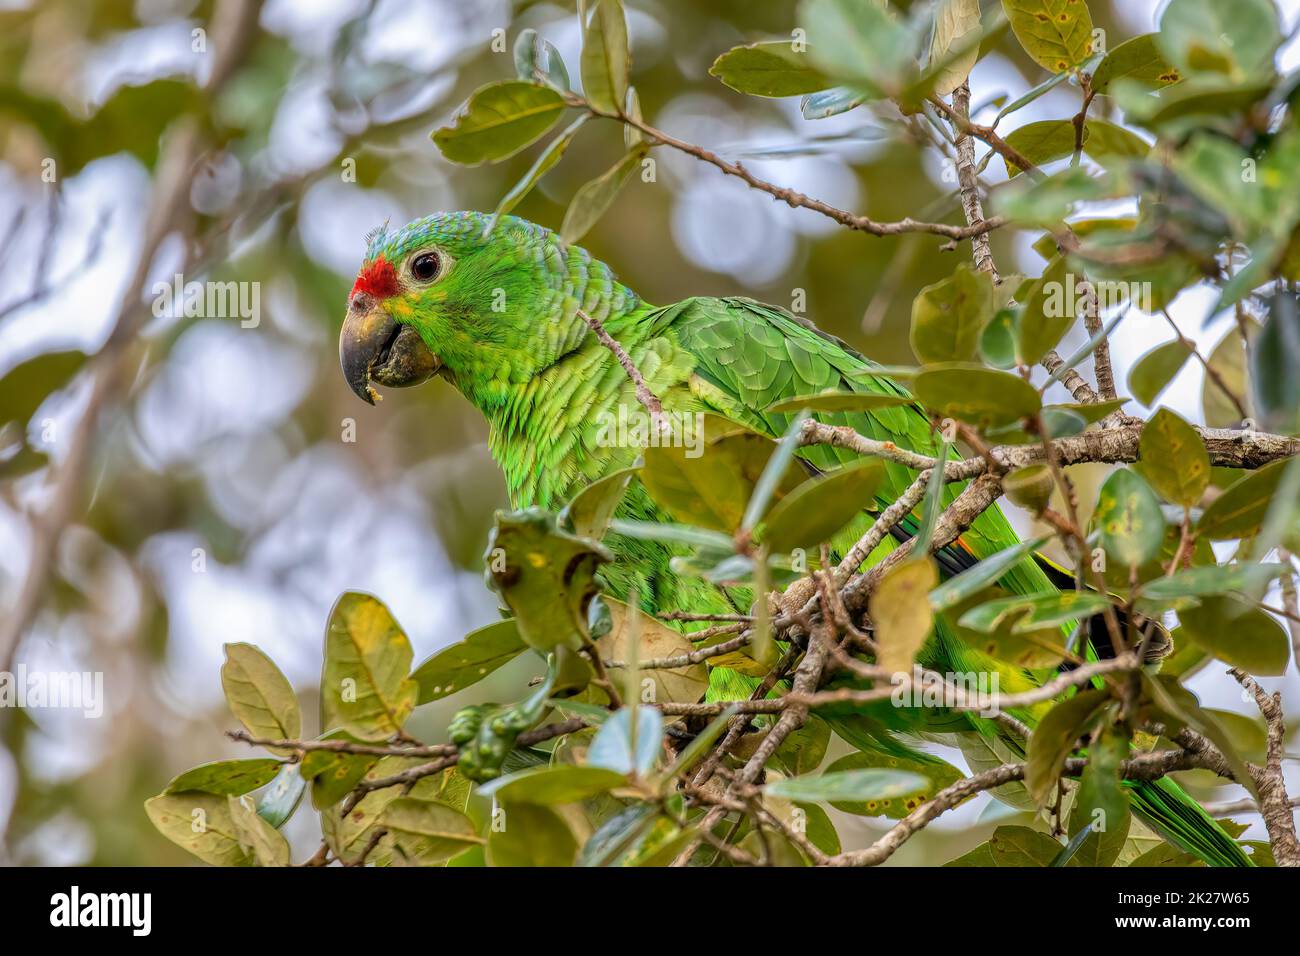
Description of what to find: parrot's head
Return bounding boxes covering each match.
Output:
[339,211,580,406]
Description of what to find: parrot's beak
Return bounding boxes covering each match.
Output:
[339,304,440,405]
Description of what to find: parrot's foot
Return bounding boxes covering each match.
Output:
[769,577,817,622]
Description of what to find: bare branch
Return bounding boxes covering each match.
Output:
[1231,669,1300,866]
[578,95,1007,243]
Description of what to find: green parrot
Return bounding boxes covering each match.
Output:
[339,211,1250,867]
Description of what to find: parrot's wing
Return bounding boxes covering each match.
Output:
[657,297,1041,577]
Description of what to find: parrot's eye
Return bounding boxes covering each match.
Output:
[409,252,440,282]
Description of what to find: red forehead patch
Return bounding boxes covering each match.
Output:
[352,256,399,300]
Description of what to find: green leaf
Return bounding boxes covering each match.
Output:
[1204,709,1268,763]
[773,714,831,778]
[930,535,1051,612]
[0,350,87,428]
[588,706,663,776]
[1003,120,1085,177]
[1115,77,1274,130]
[609,517,734,553]
[1092,33,1181,93]
[1139,408,1209,507]
[165,759,282,796]
[640,423,804,533]
[801,0,920,97]
[1257,456,1300,559]
[1179,595,1290,676]
[220,643,301,756]
[928,0,983,96]
[145,792,253,867]
[484,509,612,653]
[323,760,467,862]
[910,262,995,364]
[1140,673,1255,795]
[959,590,1110,634]
[487,802,577,866]
[980,308,1018,368]
[871,558,938,674]
[1173,134,1271,234]
[1015,255,1076,365]
[513,28,570,90]
[1002,0,1095,73]
[320,592,418,741]
[561,465,639,541]
[913,438,949,554]
[559,146,644,244]
[709,41,830,97]
[1196,458,1290,540]
[432,80,567,165]
[765,391,912,414]
[623,86,644,150]
[912,363,1043,428]
[227,794,291,867]
[946,825,1064,866]
[995,167,1109,225]
[1138,562,1289,610]
[1252,292,1300,434]
[744,412,808,532]
[580,0,629,113]
[412,620,526,704]
[1083,119,1151,161]
[1127,843,1203,867]
[1095,468,1165,569]
[299,732,377,811]
[764,768,930,804]
[759,458,885,553]
[1050,823,1094,867]
[822,751,964,818]
[379,797,483,864]
[255,764,306,829]
[485,116,587,235]
[1067,725,1131,867]
[1156,0,1280,82]
[579,804,659,866]
[1026,689,1109,806]
[1127,339,1193,406]
[1202,327,1251,427]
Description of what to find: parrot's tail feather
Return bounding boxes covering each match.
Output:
[1128,776,1254,868]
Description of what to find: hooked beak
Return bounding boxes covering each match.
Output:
[339,301,441,405]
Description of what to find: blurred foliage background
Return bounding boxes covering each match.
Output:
[0,0,1295,865]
